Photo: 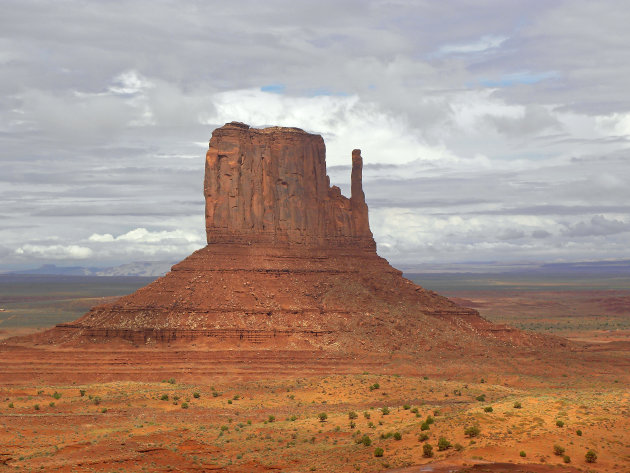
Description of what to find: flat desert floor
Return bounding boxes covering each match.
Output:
[1,273,629,472]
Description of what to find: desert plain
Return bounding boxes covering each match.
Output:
[1,271,628,473]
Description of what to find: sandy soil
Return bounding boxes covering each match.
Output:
[0,341,628,472]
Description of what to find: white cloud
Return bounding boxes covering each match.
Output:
[15,244,93,260]
[436,35,508,55]
[90,228,203,244]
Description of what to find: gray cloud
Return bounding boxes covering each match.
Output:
[1,1,629,269]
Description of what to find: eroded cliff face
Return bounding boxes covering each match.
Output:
[204,122,374,248]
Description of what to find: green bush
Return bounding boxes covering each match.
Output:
[553,445,565,455]
[464,425,480,438]
[476,394,486,402]
[420,422,430,431]
[437,437,451,451]
[268,415,275,423]
[193,392,200,399]
[403,404,411,410]
[519,451,526,457]
[484,406,493,412]
[166,378,176,384]
[52,391,62,400]
[425,415,434,425]
[34,404,40,410]
[79,390,86,397]
[585,450,597,463]
[418,433,429,442]
[374,447,384,457]
[513,401,522,409]
[381,406,390,415]
[410,407,419,414]
[422,443,433,458]
[348,411,358,420]
[369,383,380,391]
[563,454,571,463]
[360,435,372,446]
[576,429,583,436]
[556,420,564,428]
[181,402,189,409]
[363,411,371,419]
[318,412,327,422]
[393,432,402,441]
[454,443,463,452]
[160,394,169,401]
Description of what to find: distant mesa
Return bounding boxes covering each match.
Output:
[32,122,557,353]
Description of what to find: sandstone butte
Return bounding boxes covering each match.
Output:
[35,122,560,354]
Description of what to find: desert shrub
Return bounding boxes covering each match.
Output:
[576,429,583,436]
[420,422,430,431]
[227,399,232,404]
[350,421,356,429]
[268,415,275,423]
[49,402,55,407]
[160,394,169,401]
[233,395,240,400]
[519,451,526,457]
[34,404,40,410]
[79,389,86,397]
[348,411,358,420]
[368,421,375,428]
[454,443,464,451]
[437,437,451,451]
[403,404,411,410]
[410,407,419,414]
[585,450,597,463]
[369,383,380,391]
[360,434,372,446]
[381,406,390,415]
[553,445,565,455]
[363,411,371,419]
[374,447,384,457]
[318,412,327,422]
[484,406,493,412]
[418,433,429,442]
[101,408,107,413]
[93,397,101,405]
[193,392,200,399]
[166,378,176,384]
[393,432,402,441]
[422,443,433,458]
[425,415,434,425]
[173,395,180,401]
[563,455,571,463]
[181,402,189,409]
[480,378,485,383]
[52,391,62,400]
[380,432,393,439]
[513,401,522,409]
[8,403,14,409]
[556,420,564,428]
[476,394,486,402]
[464,425,480,438]
[289,415,297,421]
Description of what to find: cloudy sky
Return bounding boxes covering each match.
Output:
[1,0,629,271]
